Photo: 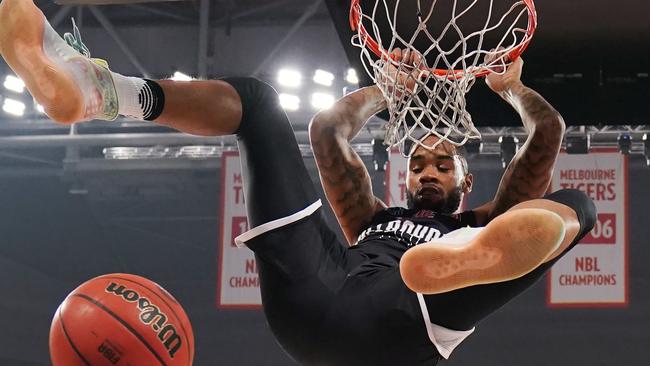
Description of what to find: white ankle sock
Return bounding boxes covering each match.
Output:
[111,72,147,120]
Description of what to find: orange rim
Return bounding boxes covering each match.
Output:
[350,0,537,78]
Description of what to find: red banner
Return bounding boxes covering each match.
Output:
[547,149,628,307]
[216,151,261,309]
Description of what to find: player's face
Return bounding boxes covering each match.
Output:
[406,136,472,213]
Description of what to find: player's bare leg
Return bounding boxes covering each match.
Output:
[400,201,581,295]
[153,80,241,135]
[0,0,241,135]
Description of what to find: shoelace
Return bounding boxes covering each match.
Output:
[63,18,91,58]
[63,18,109,69]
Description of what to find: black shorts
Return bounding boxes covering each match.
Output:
[225,77,597,366]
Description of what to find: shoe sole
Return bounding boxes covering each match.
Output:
[0,0,84,123]
[400,208,565,294]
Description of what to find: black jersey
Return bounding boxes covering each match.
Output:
[311,208,481,365]
[355,207,479,254]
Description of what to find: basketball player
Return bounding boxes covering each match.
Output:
[0,1,595,365]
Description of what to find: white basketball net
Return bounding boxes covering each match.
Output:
[351,0,536,153]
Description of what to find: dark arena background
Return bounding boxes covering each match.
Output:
[0,0,648,365]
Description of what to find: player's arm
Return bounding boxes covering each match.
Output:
[309,86,387,245]
[473,57,566,225]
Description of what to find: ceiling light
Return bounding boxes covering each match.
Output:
[277,69,302,88]
[4,75,25,93]
[346,68,359,84]
[3,98,26,116]
[313,69,334,86]
[311,92,335,110]
[279,93,300,111]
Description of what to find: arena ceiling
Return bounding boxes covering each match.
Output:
[0,0,648,137]
[27,0,649,127]
[39,0,649,64]
[43,0,333,26]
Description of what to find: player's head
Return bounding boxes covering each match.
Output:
[405,135,473,213]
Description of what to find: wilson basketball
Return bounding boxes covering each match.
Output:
[49,273,194,366]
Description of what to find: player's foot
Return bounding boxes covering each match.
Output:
[0,0,118,123]
[400,208,566,294]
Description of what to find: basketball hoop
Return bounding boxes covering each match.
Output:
[350,0,537,153]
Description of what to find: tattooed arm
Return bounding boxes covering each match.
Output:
[309,86,388,245]
[474,58,566,225]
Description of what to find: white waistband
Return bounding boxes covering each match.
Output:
[234,199,322,248]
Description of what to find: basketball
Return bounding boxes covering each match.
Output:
[49,273,194,366]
